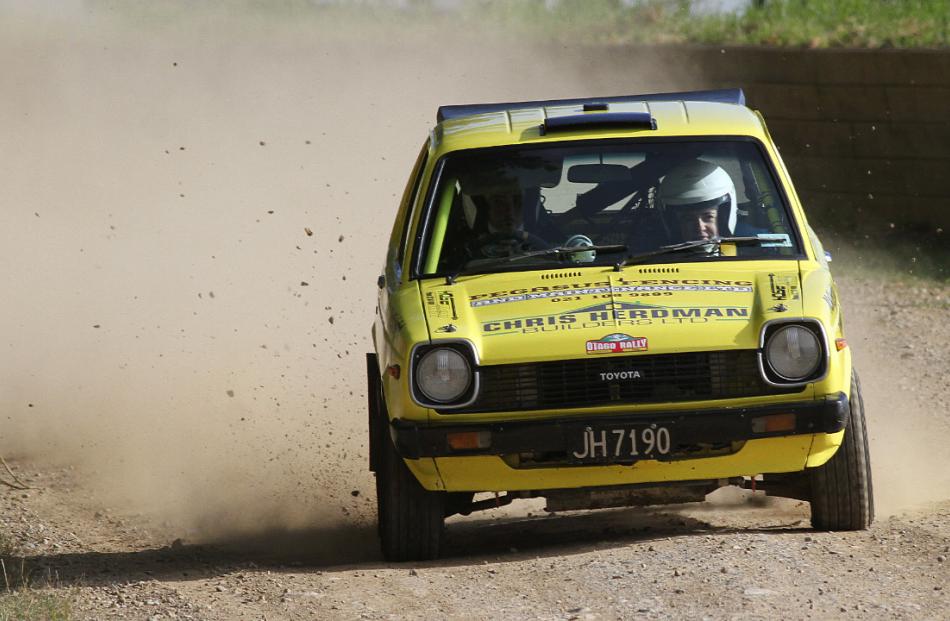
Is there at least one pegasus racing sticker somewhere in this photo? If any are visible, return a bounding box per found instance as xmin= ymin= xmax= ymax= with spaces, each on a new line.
xmin=470 ymin=278 xmax=753 ymax=308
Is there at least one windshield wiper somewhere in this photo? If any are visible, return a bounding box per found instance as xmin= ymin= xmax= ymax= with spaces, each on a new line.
xmin=613 ymin=236 xmax=763 ymax=271
xmin=446 ymin=244 xmax=627 ymax=285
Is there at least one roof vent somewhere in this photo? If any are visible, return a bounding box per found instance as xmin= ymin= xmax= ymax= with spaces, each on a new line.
xmin=540 ymin=112 xmax=657 ymax=136
xmin=583 ymin=102 xmax=609 ymax=111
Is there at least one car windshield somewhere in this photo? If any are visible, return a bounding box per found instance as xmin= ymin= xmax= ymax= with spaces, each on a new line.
xmin=416 ymin=139 xmax=801 ymax=278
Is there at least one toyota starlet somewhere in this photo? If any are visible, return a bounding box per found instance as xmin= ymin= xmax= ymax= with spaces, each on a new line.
xmin=367 ymin=89 xmax=873 ymax=561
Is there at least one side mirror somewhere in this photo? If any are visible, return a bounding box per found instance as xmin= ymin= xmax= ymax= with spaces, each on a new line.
xmin=824 ymin=251 xmax=833 ymax=263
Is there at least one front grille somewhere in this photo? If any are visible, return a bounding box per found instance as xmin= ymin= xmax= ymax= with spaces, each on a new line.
xmin=444 ymin=350 xmax=800 ymax=414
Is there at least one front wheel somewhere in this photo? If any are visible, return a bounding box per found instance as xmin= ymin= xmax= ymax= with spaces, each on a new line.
xmin=376 ymin=418 xmax=445 ymax=561
xmin=808 ymin=370 xmax=875 ymax=530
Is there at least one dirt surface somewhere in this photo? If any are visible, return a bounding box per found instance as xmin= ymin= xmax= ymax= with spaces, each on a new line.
xmin=9 ymin=472 xmax=950 ymax=621
xmin=2 ymin=6 xmax=950 ymax=620
xmin=3 ymin=275 xmax=950 ymax=620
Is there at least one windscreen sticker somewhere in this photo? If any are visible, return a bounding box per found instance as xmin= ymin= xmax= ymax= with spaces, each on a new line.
xmin=586 ymin=333 xmax=648 ymax=355
xmin=482 ymin=301 xmax=749 ymax=335
xmin=470 ymin=279 xmax=753 ymax=308
xmin=756 ymin=233 xmax=792 ymax=248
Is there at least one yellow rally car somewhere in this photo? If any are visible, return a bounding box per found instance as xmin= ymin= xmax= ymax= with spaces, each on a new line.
xmin=367 ymin=89 xmax=873 ymax=561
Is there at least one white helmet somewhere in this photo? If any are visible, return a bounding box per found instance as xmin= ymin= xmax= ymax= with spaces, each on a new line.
xmin=657 ymin=160 xmax=737 ymax=236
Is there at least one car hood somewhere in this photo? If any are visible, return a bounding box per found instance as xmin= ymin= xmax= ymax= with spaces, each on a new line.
xmin=419 ymin=262 xmax=804 ymax=365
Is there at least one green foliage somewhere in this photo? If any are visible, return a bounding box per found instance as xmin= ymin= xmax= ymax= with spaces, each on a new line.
xmin=83 ymin=0 xmax=950 ymax=48
xmin=708 ymin=0 xmax=950 ymax=48
xmin=464 ymin=0 xmax=950 ymax=48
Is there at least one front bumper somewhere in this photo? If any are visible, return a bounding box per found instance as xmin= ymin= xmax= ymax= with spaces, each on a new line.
xmin=392 ymin=393 xmax=847 ymax=460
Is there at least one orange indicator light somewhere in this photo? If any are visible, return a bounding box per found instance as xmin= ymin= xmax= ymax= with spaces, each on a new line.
xmin=751 ymin=413 xmax=796 ymax=434
xmin=386 ymin=364 xmax=401 ymax=379
xmin=447 ymin=431 xmax=491 ymax=451
xmin=835 ymin=338 xmax=848 ymax=351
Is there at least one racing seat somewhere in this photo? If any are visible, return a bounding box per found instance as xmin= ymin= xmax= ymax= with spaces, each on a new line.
xmin=521 ymin=187 xmax=561 ymax=244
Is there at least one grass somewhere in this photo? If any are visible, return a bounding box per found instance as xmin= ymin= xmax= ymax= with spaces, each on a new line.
xmin=692 ymin=0 xmax=950 ymax=48
xmin=460 ymin=0 xmax=950 ymax=48
xmin=84 ymin=0 xmax=950 ymax=49
xmin=0 ymin=591 xmax=71 ymax=621
xmin=0 ymin=532 xmax=72 ymax=621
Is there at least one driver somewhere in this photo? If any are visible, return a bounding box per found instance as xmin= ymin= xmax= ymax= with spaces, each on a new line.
xmin=657 ymin=159 xmax=737 ymax=247
xmin=467 ymin=180 xmax=549 ymax=259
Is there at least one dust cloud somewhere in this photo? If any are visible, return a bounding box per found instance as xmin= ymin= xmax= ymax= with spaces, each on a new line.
xmin=0 ymin=6 xmax=690 ymax=544
xmin=0 ymin=5 xmax=944 ymax=548
xmin=844 ymin=287 xmax=950 ymax=518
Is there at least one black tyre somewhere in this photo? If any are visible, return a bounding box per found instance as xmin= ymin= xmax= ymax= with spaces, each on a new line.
xmin=809 ymin=370 xmax=875 ymax=530
xmin=370 ymin=369 xmax=445 ymax=562
xmin=366 ymin=354 xmax=384 ymax=474
xmin=376 ymin=431 xmax=445 ymax=561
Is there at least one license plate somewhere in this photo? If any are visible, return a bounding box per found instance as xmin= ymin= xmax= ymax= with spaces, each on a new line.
xmin=568 ymin=423 xmax=673 ymax=463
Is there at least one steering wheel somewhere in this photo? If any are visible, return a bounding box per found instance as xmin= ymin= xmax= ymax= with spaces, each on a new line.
xmin=563 ymin=234 xmax=596 ymax=263
xmin=473 ymin=232 xmax=533 ymax=259
xmin=482 ymin=232 xmax=525 ymax=244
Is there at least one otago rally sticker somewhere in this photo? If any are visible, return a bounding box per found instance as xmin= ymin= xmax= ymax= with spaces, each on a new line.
xmin=586 ymin=333 xmax=648 ymax=355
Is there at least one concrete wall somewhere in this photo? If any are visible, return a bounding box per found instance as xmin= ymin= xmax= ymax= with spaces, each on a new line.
xmin=568 ymin=45 xmax=950 ymax=235
xmin=708 ymin=47 xmax=948 ymax=234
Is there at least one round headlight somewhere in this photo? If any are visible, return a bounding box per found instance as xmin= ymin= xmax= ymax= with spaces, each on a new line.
xmin=765 ymin=325 xmax=822 ymax=381
xmin=416 ymin=348 xmax=472 ymax=403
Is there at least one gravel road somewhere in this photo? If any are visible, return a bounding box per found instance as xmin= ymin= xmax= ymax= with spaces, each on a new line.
xmin=3 ymin=276 xmax=949 ymax=620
